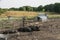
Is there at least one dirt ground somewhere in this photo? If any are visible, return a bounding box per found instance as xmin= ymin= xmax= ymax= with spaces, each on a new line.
xmin=0 ymin=19 xmax=60 ymax=40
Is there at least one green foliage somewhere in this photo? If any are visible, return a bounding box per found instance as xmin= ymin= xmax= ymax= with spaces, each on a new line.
xmin=0 ymin=8 xmax=7 ymax=15
xmin=23 ymin=6 xmax=33 ymax=11
xmin=0 ymin=3 xmax=60 ymax=13
xmin=9 ymin=7 xmax=18 ymax=11
xmin=19 ymin=6 xmax=33 ymax=11
xmin=32 ymin=7 xmax=37 ymax=11
xmin=37 ymin=5 xmax=43 ymax=12
xmin=54 ymin=3 xmax=60 ymax=13
xmin=19 ymin=7 xmax=26 ymax=11
xmin=44 ymin=3 xmax=60 ymax=13
xmin=19 ymin=5 xmax=43 ymax=12
xmin=6 ymin=6 xmax=43 ymax=12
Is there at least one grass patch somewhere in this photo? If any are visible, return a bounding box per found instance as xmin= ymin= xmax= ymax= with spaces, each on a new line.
xmin=48 ymin=15 xmax=60 ymax=18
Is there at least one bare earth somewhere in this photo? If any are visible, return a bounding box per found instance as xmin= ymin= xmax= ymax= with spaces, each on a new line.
xmin=0 ymin=19 xmax=60 ymax=40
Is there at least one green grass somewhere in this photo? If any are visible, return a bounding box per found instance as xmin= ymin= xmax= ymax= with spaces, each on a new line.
xmin=0 ymin=12 xmax=60 ymax=20
xmin=44 ymin=12 xmax=60 ymax=18
xmin=48 ymin=15 xmax=60 ymax=18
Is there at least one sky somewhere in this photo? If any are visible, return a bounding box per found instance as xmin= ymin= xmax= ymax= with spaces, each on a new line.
xmin=0 ymin=0 xmax=60 ymax=8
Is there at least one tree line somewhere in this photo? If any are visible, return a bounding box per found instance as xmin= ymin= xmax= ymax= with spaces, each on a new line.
xmin=44 ymin=3 xmax=60 ymax=13
xmin=9 ymin=5 xmax=43 ymax=12
xmin=0 ymin=3 xmax=60 ymax=14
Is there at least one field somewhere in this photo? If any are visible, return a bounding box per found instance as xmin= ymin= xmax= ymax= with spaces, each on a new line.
xmin=0 ymin=11 xmax=60 ymax=40
xmin=0 ymin=11 xmax=60 ymax=21
xmin=0 ymin=11 xmax=39 ymax=21
xmin=0 ymin=11 xmax=38 ymax=18
xmin=0 ymin=18 xmax=60 ymax=40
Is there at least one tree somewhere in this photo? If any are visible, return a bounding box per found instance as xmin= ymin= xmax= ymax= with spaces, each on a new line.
xmin=54 ymin=3 xmax=60 ymax=13
xmin=32 ymin=7 xmax=37 ymax=11
xmin=19 ymin=7 xmax=26 ymax=11
xmin=44 ymin=3 xmax=60 ymax=13
xmin=44 ymin=4 xmax=54 ymax=12
xmin=37 ymin=5 xmax=43 ymax=12
xmin=9 ymin=7 xmax=18 ymax=11
xmin=23 ymin=6 xmax=33 ymax=11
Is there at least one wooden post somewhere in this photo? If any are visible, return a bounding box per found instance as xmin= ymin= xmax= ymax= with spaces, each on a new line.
xmin=22 ymin=17 xmax=25 ymax=27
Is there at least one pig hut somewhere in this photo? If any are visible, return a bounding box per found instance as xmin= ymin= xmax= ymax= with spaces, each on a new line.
xmin=37 ymin=13 xmax=48 ymax=22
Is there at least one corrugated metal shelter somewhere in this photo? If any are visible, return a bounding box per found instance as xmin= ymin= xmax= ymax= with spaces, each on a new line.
xmin=37 ymin=13 xmax=48 ymax=22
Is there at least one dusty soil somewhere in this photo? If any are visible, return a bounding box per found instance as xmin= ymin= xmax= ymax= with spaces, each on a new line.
xmin=0 ymin=19 xmax=60 ymax=40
